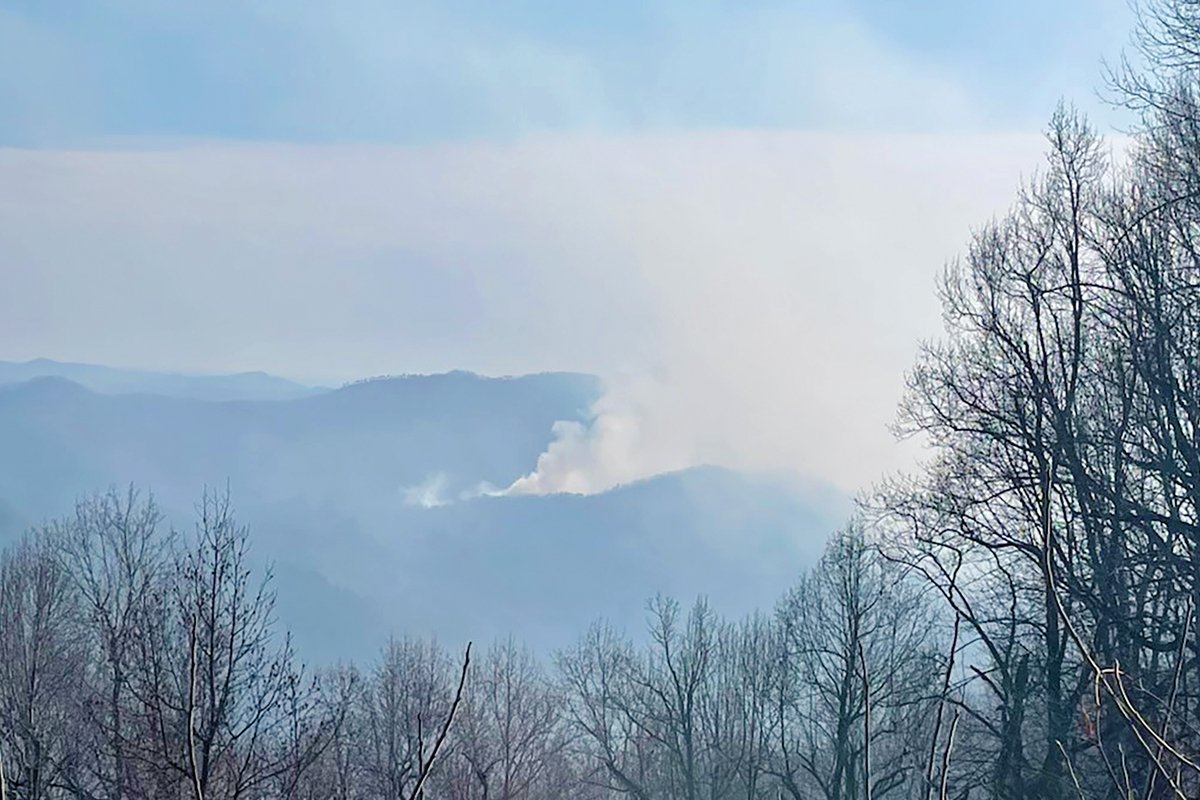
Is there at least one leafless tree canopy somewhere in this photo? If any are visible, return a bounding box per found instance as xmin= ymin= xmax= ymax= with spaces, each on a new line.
xmin=0 ymin=484 xmax=944 ymax=800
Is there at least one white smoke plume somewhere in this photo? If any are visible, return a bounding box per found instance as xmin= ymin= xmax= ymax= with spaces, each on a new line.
xmin=506 ymin=373 xmax=694 ymax=495
xmin=1 ymin=130 xmax=1060 ymax=497
xmin=500 ymin=132 xmax=1058 ymax=497
xmin=401 ymin=473 xmax=451 ymax=508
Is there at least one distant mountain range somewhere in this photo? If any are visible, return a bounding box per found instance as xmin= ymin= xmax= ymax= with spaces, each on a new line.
xmin=0 ymin=357 xmax=327 ymax=401
xmin=0 ymin=361 xmax=847 ymax=663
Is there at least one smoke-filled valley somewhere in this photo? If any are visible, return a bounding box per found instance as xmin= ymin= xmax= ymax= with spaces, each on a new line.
xmin=0 ymin=362 xmax=847 ymax=663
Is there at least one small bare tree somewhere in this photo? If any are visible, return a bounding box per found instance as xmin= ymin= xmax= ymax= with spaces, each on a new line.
xmin=557 ymin=621 xmax=655 ymax=800
xmin=0 ymin=534 xmax=84 ymax=800
xmin=450 ymin=637 xmax=565 ymax=800
xmin=771 ymin=523 xmax=940 ymax=800
xmin=53 ymin=486 xmax=171 ymax=800
xmin=358 ymin=634 xmax=471 ymax=800
xmin=176 ymin=488 xmax=325 ymax=800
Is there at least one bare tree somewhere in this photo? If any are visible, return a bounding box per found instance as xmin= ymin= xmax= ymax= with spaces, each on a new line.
xmin=54 ymin=487 xmax=171 ymax=800
xmin=728 ymin=612 xmax=779 ymax=800
xmin=0 ymin=534 xmax=84 ymax=800
xmin=358 ymin=634 xmax=472 ymax=800
xmin=770 ymin=524 xmax=939 ymax=800
xmin=636 ymin=595 xmax=717 ymax=800
xmin=296 ymin=664 xmax=363 ymax=800
xmin=449 ymin=638 xmax=566 ymax=800
xmin=96 ymin=487 xmax=337 ymax=800
xmin=557 ymin=621 xmax=657 ymax=800
xmin=560 ymin=596 xmax=780 ymax=800
xmin=176 ymin=488 xmax=323 ymax=800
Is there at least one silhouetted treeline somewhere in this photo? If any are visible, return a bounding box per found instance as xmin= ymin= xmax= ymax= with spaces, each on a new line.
xmin=868 ymin=1 xmax=1200 ymax=797
xmin=0 ymin=487 xmax=943 ymax=800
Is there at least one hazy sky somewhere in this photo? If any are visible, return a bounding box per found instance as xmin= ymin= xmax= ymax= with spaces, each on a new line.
xmin=0 ymin=0 xmax=1137 ymax=495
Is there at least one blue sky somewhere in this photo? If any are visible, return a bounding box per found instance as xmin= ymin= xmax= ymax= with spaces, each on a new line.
xmin=0 ymin=0 xmax=1134 ymax=146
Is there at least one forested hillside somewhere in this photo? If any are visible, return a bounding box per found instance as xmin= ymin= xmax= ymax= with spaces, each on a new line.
xmin=0 ymin=368 xmax=843 ymax=663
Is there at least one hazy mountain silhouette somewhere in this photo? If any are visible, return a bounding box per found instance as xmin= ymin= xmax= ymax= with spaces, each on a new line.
xmin=0 ymin=368 xmax=845 ymax=662
xmin=0 ymin=357 xmax=327 ymax=401
xmin=0 ymin=370 xmax=602 ymax=518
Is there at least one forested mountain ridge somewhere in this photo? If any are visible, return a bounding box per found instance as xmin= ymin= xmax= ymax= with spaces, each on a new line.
xmin=0 ymin=369 xmax=603 ymax=525
xmin=0 ymin=357 xmax=327 ymax=401
xmin=0 ymin=368 xmax=844 ymax=664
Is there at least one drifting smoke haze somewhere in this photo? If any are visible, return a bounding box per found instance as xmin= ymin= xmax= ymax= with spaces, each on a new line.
xmin=0 ymin=131 xmax=1055 ymax=496
xmin=403 ymin=472 xmax=504 ymax=507
xmin=494 ymin=132 xmax=1057 ymax=495
xmin=0 ymin=0 xmax=1131 ymax=498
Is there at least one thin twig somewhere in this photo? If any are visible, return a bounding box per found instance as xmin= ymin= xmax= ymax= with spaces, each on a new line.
xmin=1057 ymin=740 xmax=1085 ymax=800
xmin=406 ymin=642 xmax=472 ymax=800
xmin=0 ymin=731 xmax=7 ymax=800
xmin=1145 ymin=597 xmax=1194 ymax=800
xmin=861 ymin=638 xmax=872 ymax=800
xmin=938 ymin=711 xmax=960 ymax=800
xmin=926 ymin=615 xmax=960 ymax=800
xmin=188 ymin=613 xmax=204 ymax=800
